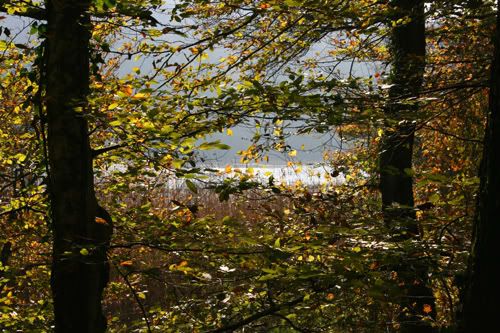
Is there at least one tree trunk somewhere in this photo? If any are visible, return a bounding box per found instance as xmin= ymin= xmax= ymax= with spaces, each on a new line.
xmin=459 ymin=2 xmax=500 ymax=331
xmin=380 ymin=1 xmax=436 ymax=332
xmin=45 ymin=0 xmax=112 ymax=332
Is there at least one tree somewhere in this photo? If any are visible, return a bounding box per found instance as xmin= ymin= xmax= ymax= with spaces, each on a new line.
xmin=44 ymin=0 xmax=112 ymax=331
xmin=460 ymin=1 xmax=500 ymax=331
xmin=379 ymin=1 xmax=436 ymax=331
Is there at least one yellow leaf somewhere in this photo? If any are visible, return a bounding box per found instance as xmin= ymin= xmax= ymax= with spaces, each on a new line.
xmin=132 ymin=92 xmax=149 ymax=99
xmin=108 ymin=102 xmax=119 ymax=110
xmin=225 ymin=165 xmax=232 ymax=173
xmin=288 ymin=150 xmax=297 ymax=157
xmin=80 ymin=248 xmax=89 ymax=256
xmin=227 ymin=128 xmax=233 ymax=136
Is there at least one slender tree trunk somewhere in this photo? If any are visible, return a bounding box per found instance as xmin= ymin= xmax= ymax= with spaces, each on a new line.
xmin=45 ymin=0 xmax=112 ymax=332
xmin=459 ymin=2 xmax=500 ymax=331
xmin=380 ymin=1 xmax=436 ymax=332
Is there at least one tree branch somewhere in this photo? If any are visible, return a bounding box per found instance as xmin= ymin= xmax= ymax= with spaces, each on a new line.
xmin=206 ymin=295 xmax=305 ymax=333
xmin=0 ymin=2 xmax=160 ymax=23
xmin=0 ymin=1 xmax=45 ymax=20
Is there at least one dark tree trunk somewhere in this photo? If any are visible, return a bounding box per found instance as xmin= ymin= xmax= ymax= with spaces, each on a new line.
xmin=45 ymin=0 xmax=112 ymax=332
xmin=380 ymin=1 xmax=436 ymax=332
xmin=459 ymin=2 xmax=500 ymax=331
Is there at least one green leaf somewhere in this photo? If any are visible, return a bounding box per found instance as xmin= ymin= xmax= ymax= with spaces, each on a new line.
xmin=274 ymin=238 xmax=281 ymax=248
xmin=185 ymin=179 xmax=198 ymax=194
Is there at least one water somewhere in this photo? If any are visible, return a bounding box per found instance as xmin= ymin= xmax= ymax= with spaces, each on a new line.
xmin=192 ymin=164 xmax=344 ymax=187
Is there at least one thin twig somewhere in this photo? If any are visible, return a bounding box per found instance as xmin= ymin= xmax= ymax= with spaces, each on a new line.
xmin=112 ymin=261 xmax=152 ymax=333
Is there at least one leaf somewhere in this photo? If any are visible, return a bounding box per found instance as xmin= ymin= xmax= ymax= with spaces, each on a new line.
xmin=108 ymin=102 xmax=119 ymax=110
xmin=274 ymin=238 xmax=281 ymax=248
xmin=429 ymin=193 xmax=440 ymax=204
xmin=120 ymin=260 xmax=133 ymax=267
xmin=121 ymin=85 xmax=133 ymax=96
xmin=423 ymin=304 xmax=433 ymax=314
xmin=95 ymin=217 xmax=108 ymax=224
xmin=132 ymin=92 xmax=149 ymax=99
xmin=262 ymin=268 xmax=277 ymax=274
xmin=185 ymin=179 xmax=198 ymax=194
xmin=215 ymin=143 xmax=231 ymax=150
xmin=80 ymin=248 xmax=89 ymax=256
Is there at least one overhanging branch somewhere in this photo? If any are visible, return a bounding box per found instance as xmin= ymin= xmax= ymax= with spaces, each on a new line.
xmin=0 ymin=1 xmax=45 ymax=20
xmin=0 ymin=2 xmax=160 ymax=23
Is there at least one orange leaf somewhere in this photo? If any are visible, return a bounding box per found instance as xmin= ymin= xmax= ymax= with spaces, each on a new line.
xmin=95 ymin=217 xmax=108 ymax=224
xmin=121 ymin=85 xmax=133 ymax=96
xmin=120 ymin=260 xmax=133 ymax=267
xmin=326 ymin=293 xmax=335 ymax=300
xmin=423 ymin=304 xmax=433 ymax=314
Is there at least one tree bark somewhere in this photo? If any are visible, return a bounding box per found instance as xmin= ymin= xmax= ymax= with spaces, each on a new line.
xmin=380 ymin=1 xmax=436 ymax=332
xmin=459 ymin=2 xmax=500 ymax=331
xmin=45 ymin=0 xmax=112 ymax=332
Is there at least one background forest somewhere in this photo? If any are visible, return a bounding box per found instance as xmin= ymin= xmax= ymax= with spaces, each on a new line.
xmin=0 ymin=0 xmax=499 ymax=332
